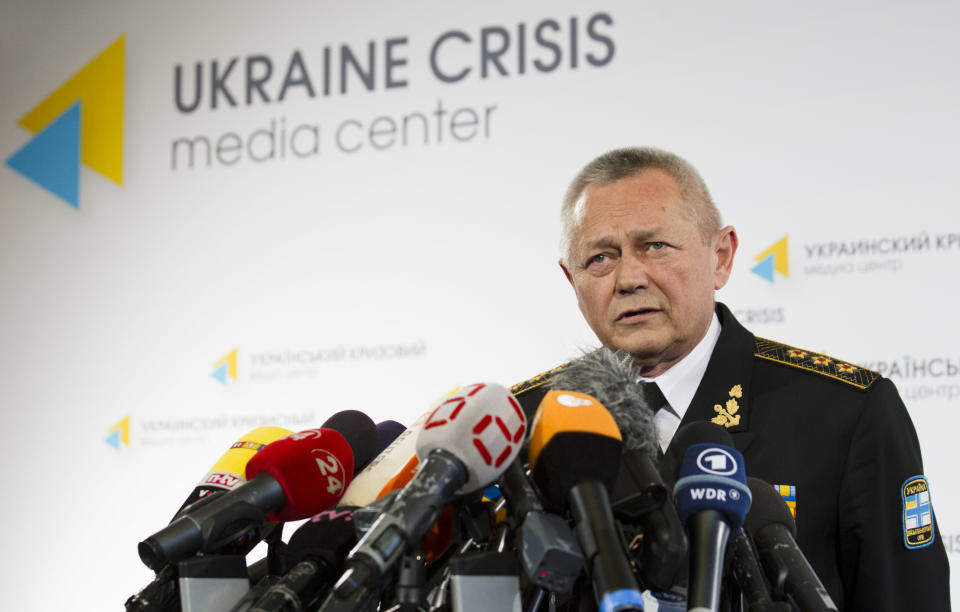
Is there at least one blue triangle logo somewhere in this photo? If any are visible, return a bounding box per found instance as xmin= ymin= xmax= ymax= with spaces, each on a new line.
xmin=5 ymin=102 xmax=81 ymax=208
xmin=751 ymin=253 xmax=776 ymax=283
xmin=211 ymin=363 xmax=229 ymax=385
xmin=105 ymin=428 xmax=122 ymax=450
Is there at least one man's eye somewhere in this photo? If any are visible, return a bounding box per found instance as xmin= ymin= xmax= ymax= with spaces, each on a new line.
xmin=587 ymin=254 xmax=607 ymax=266
xmin=648 ymin=241 xmax=666 ymax=250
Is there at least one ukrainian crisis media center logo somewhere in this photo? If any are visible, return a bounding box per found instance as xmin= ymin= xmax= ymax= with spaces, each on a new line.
xmin=751 ymin=235 xmax=788 ymax=283
xmin=105 ymin=415 xmax=130 ymax=450
xmin=212 ymin=349 xmax=238 ymax=385
xmin=5 ymin=36 xmax=125 ymax=208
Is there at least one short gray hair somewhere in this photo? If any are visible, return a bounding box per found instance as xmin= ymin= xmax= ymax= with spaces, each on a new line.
xmin=560 ymin=147 xmax=721 ymax=264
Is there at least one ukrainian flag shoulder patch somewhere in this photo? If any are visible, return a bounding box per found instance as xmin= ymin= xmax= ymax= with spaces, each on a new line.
xmin=901 ymin=475 xmax=935 ymax=549
xmin=771 ymin=483 xmax=797 ymax=520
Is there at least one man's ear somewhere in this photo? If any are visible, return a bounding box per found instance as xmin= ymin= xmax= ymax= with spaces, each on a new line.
xmin=713 ymin=226 xmax=738 ymax=289
xmin=559 ymin=259 xmax=574 ymax=286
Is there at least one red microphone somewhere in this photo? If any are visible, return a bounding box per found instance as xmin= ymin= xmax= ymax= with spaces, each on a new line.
xmin=245 ymin=428 xmax=355 ymax=522
xmin=139 ymin=427 xmax=359 ymax=570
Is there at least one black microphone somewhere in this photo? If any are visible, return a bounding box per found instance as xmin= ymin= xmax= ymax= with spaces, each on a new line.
xmin=529 ymin=389 xmax=643 ymax=611
xmin=745 ymin=477 xmax=838 ymax=612
xmin=357 ymin=420 xmax=407 ymax=473
xmin=242 ymin=507 xmax=359 ymax=612
xmin=672 ymin=424 xmax=752 ymax=612
xmin=661 ymin=421 xmax=732 ymax=486
xmin=728 ymin=528 xmax=791 ymax=612
xmin=320 ymin=410 xmax=380 ymax=474
xmin=498 ymin=459 xmax=584 ymax=593
xmin=125 ymin=565 xmax=180 ymax=612
xmin=547 ymin=347 xmax=687 ymax=592
xmin=612 ymin=450 xmax=688 ymax=592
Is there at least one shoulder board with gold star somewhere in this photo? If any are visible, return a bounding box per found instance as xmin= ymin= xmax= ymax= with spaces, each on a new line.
xmin=510 ymin=362 xmax=570 ymax=397
xmin=754 ymin=337 xmax=880 ymax=390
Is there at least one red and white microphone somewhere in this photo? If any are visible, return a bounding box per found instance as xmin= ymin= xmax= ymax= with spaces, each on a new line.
xmin=323 ymin=382 xmax=526 ymax=606
xmin=139 ymin=426 xmax=365 ymax=571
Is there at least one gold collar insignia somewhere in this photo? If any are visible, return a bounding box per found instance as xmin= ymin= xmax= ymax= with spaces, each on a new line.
xmin=711 ymin=384 xmax=743 ymax=428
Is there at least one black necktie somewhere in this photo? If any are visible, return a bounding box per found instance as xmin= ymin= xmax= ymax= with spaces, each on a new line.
xmin=640 ymin=382 xmax=668 ymax=462
xmin=639 ymin=381 xmax=667 ymax=414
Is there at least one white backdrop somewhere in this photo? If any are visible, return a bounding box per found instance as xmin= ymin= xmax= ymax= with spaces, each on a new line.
xmin=1 ymin=1 xmax=957 ymax=608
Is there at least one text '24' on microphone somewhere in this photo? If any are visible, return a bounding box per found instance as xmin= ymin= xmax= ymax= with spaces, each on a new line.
xmin=139 ymin=424 xmax=374 ymax=571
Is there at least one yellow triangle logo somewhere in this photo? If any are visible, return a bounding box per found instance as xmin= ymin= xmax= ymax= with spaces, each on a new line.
xmin=754 ymin=235 xmax=789 ymax=277
xmin=214 ymin=349 xmax=239 ymax=381
xmin=18 ymin=36 xmax=125 ymax=185
xmin=106 ymin=415 xmax=131 ymax=447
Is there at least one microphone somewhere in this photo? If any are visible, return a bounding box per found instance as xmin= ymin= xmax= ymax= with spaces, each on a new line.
xmin=672 ymin=425 xmax=752 ymax=612
xmin=447 ymin=550 xmax=523 ymax=612
xmin=357 ymin=420 xmax=406 ymax=473
xmin=498 ymin=459 xmax=584 ymax=593
xmin=320 ymin=410 xmax=379 ymax=474
xmin=661 ymin=421 xmax=733 ymax=486
xmin=528 ymin=389 xmax=644 ymax=612
xmin=546 ymin=347 xmax=686 ymax=592
xmin=545 ymin=347 xmax=658 ymax=458
xmin=127 ymin=427 xmax=293 ymax=611
xmin=140 ymin=426 xmax=369 ymax=571
xmin=745 ymin=478 xmax=838 ymax=612
xmin=728 ymin=528 xmax=791 ymax=612
xmin=338 ymin=408 xmax=434 ymax=508
xmin=241 ymin=508 xmax=359 ymax=612
xmin=176 ymin=426 xmax=293 ymax=518
xmin=325 ymin=382 xmax=526 ymax=607
xmin=613 ymin=450 xmax=687 ymax=592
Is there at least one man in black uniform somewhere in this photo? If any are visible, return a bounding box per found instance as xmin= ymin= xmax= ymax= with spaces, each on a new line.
xmin=511 ymin=147 xmax=950 ymax=610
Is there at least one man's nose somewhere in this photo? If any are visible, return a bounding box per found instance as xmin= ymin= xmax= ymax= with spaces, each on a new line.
xmin=615 ymin=253 xmax=649 ymax=294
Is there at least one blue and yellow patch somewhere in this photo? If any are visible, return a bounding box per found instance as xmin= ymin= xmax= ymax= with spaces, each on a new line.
xmin=902 ymin=475 xmax=935 ymax=549
xmin=772 ymin=483 xmax=797 ymax=519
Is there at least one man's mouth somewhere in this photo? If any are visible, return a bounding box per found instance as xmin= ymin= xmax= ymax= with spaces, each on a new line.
xmin=616 ymin=308 xmax=660 ymax=323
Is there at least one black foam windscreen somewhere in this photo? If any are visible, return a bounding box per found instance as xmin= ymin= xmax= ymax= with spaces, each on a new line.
xmin=661 ymin=421 xmax=735 ymax=484
xmin=285 ymin=507 xmax=360 ymax=571
xmin=374 ymin=420 xmax=405 ymax=453
xmin=530 ymin=431 xmax=622 ymax=510
xmin=745 ymin=477 xmax=797 ymax=539
xmin=546 ymin=348 xmax=659 ymax=460
xmin=320 ymin=410 xmax=378 ymax=473
xmin=354 ymin=420 xmax=406 ymax=473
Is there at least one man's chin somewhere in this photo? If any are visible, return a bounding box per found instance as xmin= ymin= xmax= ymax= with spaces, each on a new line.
xmin=601 ymin=336 xmax=679 ymax=375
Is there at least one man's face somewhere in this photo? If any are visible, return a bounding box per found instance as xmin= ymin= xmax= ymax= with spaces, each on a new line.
xmin=560 ymin=169 xmax=737 ymax=376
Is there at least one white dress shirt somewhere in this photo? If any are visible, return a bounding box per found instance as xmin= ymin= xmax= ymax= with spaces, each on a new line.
xmin=638 ymin=312 xmax=722 ymax=452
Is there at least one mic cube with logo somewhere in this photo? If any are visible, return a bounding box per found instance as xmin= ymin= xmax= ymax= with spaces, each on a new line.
xmin=416 ymin=382 xmax=526 ymax=494
xmin=674 ymin=444 xmax=751 ymax=530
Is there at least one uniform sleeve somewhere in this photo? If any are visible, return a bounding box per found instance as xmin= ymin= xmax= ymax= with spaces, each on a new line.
xmin=837 ymin=377 xmax=951 ymax=611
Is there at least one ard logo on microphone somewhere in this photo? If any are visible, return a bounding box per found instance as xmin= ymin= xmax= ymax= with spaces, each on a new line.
xmin=696 ymin=448 xmax=738 ymax=476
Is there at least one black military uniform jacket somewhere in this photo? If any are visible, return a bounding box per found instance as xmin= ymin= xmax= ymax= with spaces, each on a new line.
xmin=511 ymin=303 xmax=950 ymax=611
